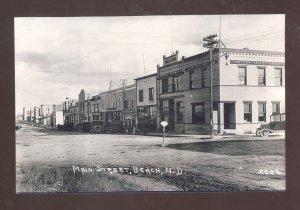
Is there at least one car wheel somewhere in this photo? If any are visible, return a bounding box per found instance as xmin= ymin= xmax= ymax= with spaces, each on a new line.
xmin=261 ymin=128 xmax=270 ymax=137
xmin=94 ymin=126 xmax=101 ymax=134
xmin=256 ymin=129 xmax=262 ymax=137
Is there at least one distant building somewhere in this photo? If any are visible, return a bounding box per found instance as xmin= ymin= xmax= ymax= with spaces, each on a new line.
xmin=99 ymin=83 xmax=137 ymax=123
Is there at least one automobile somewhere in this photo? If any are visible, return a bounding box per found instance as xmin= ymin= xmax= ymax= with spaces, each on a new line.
xmin=110 ymin=120 xmax=124 ymax=133
xmin=90 ymin=120 xmax=110 ymax=134
xmin=77 ymin=122 xmax=92 ymax=133
xmin=15 ymin=125 xmax=22 ymax=130
xmin=256 ymin=113 xmax=285 ymax=137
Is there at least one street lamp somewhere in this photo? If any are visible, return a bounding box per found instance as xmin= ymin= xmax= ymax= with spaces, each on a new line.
xmin=203 ymin=34 xmax=218 ymax=139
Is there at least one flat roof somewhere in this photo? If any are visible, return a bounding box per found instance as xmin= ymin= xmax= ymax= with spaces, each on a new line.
xmin=134 ymin=73 xmax=157 ymax=81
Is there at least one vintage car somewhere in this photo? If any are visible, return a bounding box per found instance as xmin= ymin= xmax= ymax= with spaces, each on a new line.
xmin=256 ymin=113 xmax=285 ymax=137
xmin=90 ymin=120 xmax=110 ymax=134
xmin=76 ymin=122 xmax=93 ymax=133
xmin=15 ymin=125 xmax=22 ymax=130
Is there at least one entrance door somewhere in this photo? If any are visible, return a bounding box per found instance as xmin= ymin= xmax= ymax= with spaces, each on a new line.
xmin=224 ymin=103 xmax=236 ymax=129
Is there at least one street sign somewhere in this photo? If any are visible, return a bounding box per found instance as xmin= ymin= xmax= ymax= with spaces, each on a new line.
xmin=161 ymin=121 xmax=168 ymax=127
xmin=161 ymin=121 xmax=168 ymax=147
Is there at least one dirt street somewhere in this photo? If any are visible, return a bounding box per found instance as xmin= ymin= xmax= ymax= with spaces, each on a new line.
xmin=16 ymin=124 xmax=285 ymax=192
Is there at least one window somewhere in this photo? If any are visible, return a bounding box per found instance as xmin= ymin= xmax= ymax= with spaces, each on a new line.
xmin=238 ymin=67 xmax=247 ymax=85
xmin=149 ymin=106 xmax=156 ymax=116
xmin=192 ymin=103 xmax=205 ymax=124
xmin=173 ymin=76 xmax=180 ymax=91
xmin=124 ymin=100 xmax=128 ymax=109
xmin=258 ymin=68 xmax=266 ymax=86
xmin=258 ymin=102 xmax=266 ymax=121
xmin=93 ymin=104 xmax=99 ymax=112
xmin=201 ymin=68 xmax=208 ymax=87
xmin=131 ymin=99 xmax=134 ymax=109
xmin=243 ymin=102 xmax=252 ymax=122
xmin=162 ymin=78 xmax=168 ymax=93
xmin=272 ymin=102 xmax=280 ymax=114
xmin=275 ymin=68 xmax=282 ymax=86
xmin=162 ymin=76 xmax=181 ymax=93
xmin=189 ymin=71 xmax=195 ymax=89
xmin=139 ymin=90 xmax=143 ymax=102
xmin=149 ymin=88 xmax=154 ymax=101
xmin=177 ymin=102 xmax=184 ymax=123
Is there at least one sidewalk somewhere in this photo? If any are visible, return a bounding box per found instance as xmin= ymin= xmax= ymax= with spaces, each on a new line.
xmin=144 ymin=131 xmax=285 ymax=141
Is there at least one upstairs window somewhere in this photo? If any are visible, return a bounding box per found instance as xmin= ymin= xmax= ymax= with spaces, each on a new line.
xmin=238 ymin=67 xmax=247 ymax=85
xmin=275 ymin=68 xmax=282 ymax=86
xmin=149 ymin=88 xmax=154 ymax=101
xmin=162 ymin=78 xmax=168 ymax=93
xmin=189 ymin=71 xmax=195 ymax=89
xmin=138 ymin=90 xmax=143 ymax=102
xmin=258 ymin=67 xmax=266 ymax=86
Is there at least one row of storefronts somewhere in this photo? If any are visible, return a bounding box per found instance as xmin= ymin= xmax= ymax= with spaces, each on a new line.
xmin=22 ymin=47 xmax=285 ymax=134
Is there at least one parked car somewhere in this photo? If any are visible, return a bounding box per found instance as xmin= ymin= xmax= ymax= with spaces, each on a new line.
xmin=77 ymin=122 xmax=92 ymax=133
xmin=15 ymin=125 xmax=22 ymax=130
xmin=256 ymin=113 xmax=285 ymax=137
xmin=90 ymin=120 xmax=110 ymax=134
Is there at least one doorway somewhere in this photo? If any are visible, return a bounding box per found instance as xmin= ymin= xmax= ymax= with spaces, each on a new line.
xmin=224 ymin=103 xmax=236 ymax=129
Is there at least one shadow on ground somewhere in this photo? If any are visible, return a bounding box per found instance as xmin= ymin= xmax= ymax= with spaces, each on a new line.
xmin=166 ymin=140 xmax=285 ymax=156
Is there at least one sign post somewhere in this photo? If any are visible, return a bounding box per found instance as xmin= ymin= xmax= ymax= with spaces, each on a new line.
xmin=160 ymin=121 xmax=168 ymax=147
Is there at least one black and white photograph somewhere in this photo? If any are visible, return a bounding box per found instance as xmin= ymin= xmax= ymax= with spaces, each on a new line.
xmin=15 ymin=14 xmax=285 ymax=193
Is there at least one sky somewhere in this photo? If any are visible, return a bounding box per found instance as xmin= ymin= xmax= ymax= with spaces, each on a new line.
xmin=15 ymin=15 xmax=285 ymax=114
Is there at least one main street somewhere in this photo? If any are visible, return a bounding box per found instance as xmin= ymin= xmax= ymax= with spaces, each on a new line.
xmin=16 ymin=124 xmax=285 ymax=192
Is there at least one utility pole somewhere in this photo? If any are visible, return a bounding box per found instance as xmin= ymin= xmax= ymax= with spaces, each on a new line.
xmin=121 ymin=79 xmax=127 ymax=122
xmin=203 ymin=34 xmax=218 ymax=139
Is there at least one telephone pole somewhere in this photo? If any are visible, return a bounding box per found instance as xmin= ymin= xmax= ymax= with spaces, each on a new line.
xmin=120 ymin=79 xmax=127 ymax=122
xmin=203 ymin=34 xmax=218 ymax=139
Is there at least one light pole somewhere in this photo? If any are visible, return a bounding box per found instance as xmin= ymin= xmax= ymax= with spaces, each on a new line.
xmin=203 ymin=34 xmax=218 ymax=139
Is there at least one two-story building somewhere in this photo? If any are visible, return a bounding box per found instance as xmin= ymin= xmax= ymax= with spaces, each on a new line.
xmin=135 ymin=73 xmax=157 ymax=132
xmin=156 ymin=48 xmax=285 ymax=134
xmin=98 ymin=83 xmax=137 ymax=123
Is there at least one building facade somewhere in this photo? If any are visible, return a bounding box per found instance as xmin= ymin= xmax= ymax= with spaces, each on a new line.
xmin=135 ymin=73 xmax=157 ymax=132
xmin=99 ymin=83 xmax=137 ymax=123
xmin=156 ymin=48 xmax=285 ymax=134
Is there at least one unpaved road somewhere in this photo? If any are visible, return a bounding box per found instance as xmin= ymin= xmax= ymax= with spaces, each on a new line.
xmin=16 ymin=124 xmax=285 ymax=192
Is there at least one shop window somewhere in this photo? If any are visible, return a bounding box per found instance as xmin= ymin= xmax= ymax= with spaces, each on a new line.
xmin=243 ymin=102 xmax=252 ymax=122
xmin=192 ymin=103 xmax=205 ymax=124
xmin=176 ymin=102 xmax=184 ymax=123
xmin=258 ymin=102 xmax=266 ymax=121
xmin=124 ymin=100 xmax=128 ymax=109
xmin=272 ymin=102 xmax=280 ymax=114
xmin=149 ymin=106 xmax=156 ymax=116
